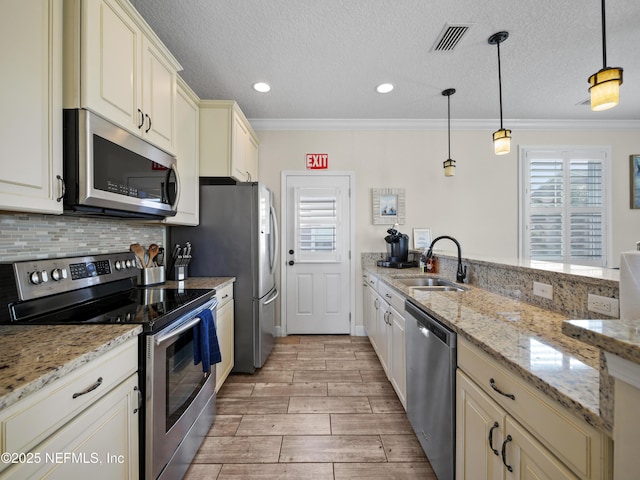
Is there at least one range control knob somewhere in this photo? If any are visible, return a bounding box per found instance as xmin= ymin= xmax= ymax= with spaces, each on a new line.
xmin=125 ymin=259 xmax=133 ymax=269
xmin=29 ymin=270 xmax=48 ymax=285
xmin=115 ymin=260 xmax=122 ymax=271
xmin=51 ymin=268 xmax=67 ymax=281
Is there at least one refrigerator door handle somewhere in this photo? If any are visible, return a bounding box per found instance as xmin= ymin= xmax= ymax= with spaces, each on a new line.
xmin=264 ymin=287 xmax=279 ymax=305
xmin=269 ymin=203 xmax=279 ymax=275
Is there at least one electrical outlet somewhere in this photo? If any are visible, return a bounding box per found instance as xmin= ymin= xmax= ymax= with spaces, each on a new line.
xmin=533 ymin=281 xmax=553 ymax=300
xmin=587 ymin=294 xmax=619 ymax=317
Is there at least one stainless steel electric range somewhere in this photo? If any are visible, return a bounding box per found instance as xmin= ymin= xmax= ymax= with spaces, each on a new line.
xmin=0 ymin=252 xmax=218 ymax=480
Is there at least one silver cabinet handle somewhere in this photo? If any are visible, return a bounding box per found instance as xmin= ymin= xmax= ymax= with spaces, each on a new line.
xmin=72 ymin=377 xmax=103 ymax=399
xmin=133 ymin=386 xmax=142 ymax=414
xmin=489 ymin=378 xmax=515 ymax=400
xmin=385 ymin=293 xmax=392 ymax=299
xmin=56 ymin=175 xmax=65 ymax=202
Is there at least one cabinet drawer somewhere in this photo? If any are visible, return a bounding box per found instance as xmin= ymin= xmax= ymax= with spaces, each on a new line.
xmin=2 ymin=338 xmax=137 ymax=455
xmin=215 ymin=283 xmax=234 ymax=307
xmin=458 ymin=338 xmax=609 ymax=479
xmin=363 ymin=272 xmax=378 ymax=291
xmin=377 ymin=281 xmax=404 ymax=313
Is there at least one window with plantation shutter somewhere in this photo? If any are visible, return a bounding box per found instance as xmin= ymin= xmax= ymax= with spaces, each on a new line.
xmin=294 ymin=187 xmax=341 ymax=262
xmin=520 ymin=147 xmax=609 ymax=267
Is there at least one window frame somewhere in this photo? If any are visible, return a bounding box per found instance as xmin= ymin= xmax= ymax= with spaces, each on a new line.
xmin=518 ymin=145 xmax=612 ymax=267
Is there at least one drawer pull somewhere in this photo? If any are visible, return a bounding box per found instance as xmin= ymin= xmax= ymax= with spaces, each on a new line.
xmin=489 ymin=378 xmax=515 ymax=400
xmin=72 ymin=377 xmax=103 ymax=399
xmin=488 ymin=421 xmax=500 ymax=456
xmin=385 ymin=293 xmax=392 ymax=299
xmin=222 ymin=294 xmax=229 ymax=299
xmin=501 ymin=434 xmax=513 ymax=472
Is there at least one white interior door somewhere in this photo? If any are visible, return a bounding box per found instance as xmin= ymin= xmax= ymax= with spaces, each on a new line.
xmin=284 ymin=174 xmax=352 ymax=334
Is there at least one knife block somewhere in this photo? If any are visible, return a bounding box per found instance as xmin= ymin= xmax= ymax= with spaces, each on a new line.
xmin=170 ymin=265 xmax=188 ymax=281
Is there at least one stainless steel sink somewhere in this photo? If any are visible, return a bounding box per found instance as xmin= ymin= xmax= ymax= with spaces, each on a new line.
xmin=393 ymin=276 xmax=467 ymax=291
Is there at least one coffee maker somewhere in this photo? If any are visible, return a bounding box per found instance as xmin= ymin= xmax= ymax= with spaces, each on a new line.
xmin=377 ymin=225 xmax=417 ymax=268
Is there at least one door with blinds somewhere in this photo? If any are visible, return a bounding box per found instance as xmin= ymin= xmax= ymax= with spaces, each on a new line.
xmin=520 ymin=147 xmax=609 ymax=267
xmin=284 ymin=174 xmax=351 ymax=334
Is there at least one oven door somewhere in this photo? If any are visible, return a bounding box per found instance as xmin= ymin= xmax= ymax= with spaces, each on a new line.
xmin=145 ymin=298 xmax=217 ymax=480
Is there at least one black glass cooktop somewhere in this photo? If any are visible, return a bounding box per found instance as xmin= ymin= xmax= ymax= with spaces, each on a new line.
xmin=12 ymin=287 xmax=215 ymax=333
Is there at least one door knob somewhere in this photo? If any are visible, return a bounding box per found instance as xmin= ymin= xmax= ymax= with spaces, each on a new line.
xmin=289 ymin=249 xmax=294 ymax=255
xmin=288 ymin=260 xmax=295 ymax=266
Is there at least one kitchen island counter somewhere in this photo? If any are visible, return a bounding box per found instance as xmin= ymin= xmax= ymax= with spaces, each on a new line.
xmin=364 ymin=265 xmax=611 ymax=434
xmin=0 ymin=324 xmax=142 ymax=411
xmin=563 ymin=318 xmax=640 ymax=366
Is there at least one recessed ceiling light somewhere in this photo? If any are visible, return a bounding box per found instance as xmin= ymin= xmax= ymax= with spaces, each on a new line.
xmin=253 ymin=82 xmax=271 ymax=93
xmin=376 ymin=83 xmax=394 ymax=94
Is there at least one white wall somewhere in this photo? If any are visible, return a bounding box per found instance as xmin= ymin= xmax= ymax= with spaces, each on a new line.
xmin=255 ymin=126 xmax=640 ymax=328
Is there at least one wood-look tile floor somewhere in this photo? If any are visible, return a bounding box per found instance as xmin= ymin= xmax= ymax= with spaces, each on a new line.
xmin=184 ymin=335 xmax=436 ymax=479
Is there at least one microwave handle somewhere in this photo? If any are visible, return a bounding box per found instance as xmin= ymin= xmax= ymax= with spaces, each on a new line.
xmin=166 ymin=166 xmax=181 ymax=211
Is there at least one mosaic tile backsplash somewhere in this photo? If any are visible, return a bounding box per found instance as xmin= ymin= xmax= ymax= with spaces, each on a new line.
xmin=0 ymin=213 xmax=165 ymax=261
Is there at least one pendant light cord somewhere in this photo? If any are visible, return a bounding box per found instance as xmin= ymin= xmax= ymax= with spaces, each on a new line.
xmin=497 ymin=40 xmax=504 ymax=130
xmin=601 ymin=0 xmax=607 ymax=68
xmin=447 ymin=94 xmax=451 ymax=158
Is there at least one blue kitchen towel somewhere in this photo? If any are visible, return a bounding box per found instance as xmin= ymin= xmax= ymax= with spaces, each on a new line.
xmin=193 ymin=308 xmax=222 ymax=373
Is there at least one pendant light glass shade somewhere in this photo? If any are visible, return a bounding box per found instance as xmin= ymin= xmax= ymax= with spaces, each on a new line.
xmin=589 ymin=0 xmax=623 ymax=111
xmin=493 ymin=128 xmax=511 ymax=155
xmin=442 ymin=88 xmax=456 ymax=177
xmin=488 ymin=32 xmax=510 ymax=156
xmin=443 ymin=158 xmax=456 ymax=176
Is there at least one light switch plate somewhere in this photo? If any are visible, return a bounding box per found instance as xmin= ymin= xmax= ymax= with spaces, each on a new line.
xmin=533 ymin=281 xmax=553 ymax=300
xmin=587 ymin=294 xmax=619 ymax=317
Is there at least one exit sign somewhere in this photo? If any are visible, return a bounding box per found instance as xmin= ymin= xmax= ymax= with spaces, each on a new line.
xmin=306 ymin=153 xmax=328 ymax=170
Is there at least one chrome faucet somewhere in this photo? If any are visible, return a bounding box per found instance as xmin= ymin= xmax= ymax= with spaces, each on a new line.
xmin=426 ymin=235 xmax=467 ymax=283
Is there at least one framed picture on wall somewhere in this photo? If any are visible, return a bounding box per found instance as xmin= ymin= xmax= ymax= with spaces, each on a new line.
xmin=372 ymin=188 xmax=405 ymax=224
xmin=631 ymin=154 xmax=640 ymax=209
xmin=413 ymin=228 xmax=431 ymax=250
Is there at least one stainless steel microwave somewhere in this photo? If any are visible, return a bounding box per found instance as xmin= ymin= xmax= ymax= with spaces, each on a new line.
xmin=63 ymin=109 xmax=179 ymax=218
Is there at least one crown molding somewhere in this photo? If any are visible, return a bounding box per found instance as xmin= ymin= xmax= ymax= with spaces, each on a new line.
xmin=249 ymin=117 xmax=640 ymax=132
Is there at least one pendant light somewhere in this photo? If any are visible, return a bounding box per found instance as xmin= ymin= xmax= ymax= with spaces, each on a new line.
xmin=589 ymin=0 xmax=623 ymax=111
xmin=442 ymin=88 xmax=456 ymax=177
xmin=488 ymin=31 xmax=511 ymax=155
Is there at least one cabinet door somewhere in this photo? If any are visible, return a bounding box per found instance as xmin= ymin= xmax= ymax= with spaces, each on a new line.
xmin=363 ymin=283 xmax=377 ymax=346
xmin=375 ymin=300 xmax=390 ymax=375
xmin=164 ymin=80 xmax=199 ymax=225
xmin=389 ymin=306 xmax=406 ymax=408
xmin=456 ymin=370 xmax=506 ymax=480
xmin=504 ymin=417 xmax=578 ymax=480
xmin=83 ymin=0 xmax=142 ymax=133
xmin=141 ymin=35 xmax=176 ymax=154
xmin=215 ymin=299 xmax=235 ymax=392
xmin=231 ymin=112 xmax=248 ymax=181
xmin=0 ymin=0 xmax=63 ymax=214
xmin=245 ymin=131 xmax=259 ymax=181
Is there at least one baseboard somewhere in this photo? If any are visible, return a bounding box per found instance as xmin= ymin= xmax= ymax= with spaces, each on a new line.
xmin=354 ymin=325 xmax=367 ymax=336
xmin=274 ymin=325 xmax=283 ymax=337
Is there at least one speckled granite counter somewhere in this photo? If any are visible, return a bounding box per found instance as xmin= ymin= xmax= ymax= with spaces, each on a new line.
xmin=563 ymin=319 xmax=640 ymax=366
xmin=364 ymin=265 xmax=611 ymax=434
xmin=0 ymin=324 xmax=142 ymax=411
xmin=161 ymin=276 xmax=235 ymax=290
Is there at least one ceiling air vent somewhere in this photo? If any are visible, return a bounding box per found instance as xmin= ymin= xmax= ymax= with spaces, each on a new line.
xmin=431 ymin=24 xmax=472 ymax=52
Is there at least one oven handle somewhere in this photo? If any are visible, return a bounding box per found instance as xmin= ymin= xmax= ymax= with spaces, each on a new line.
xmin=155 ymin=316 xmax=201 ymax=346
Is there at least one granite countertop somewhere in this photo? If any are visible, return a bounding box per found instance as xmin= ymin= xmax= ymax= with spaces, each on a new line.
xmin=0 ymin=324 xmax=142 ymax=411
xmin=0 ymin=277 xmax=235 ymax=413
xmin=364 ymin=265 xmax=610 ymax=434
xmin=161 ymin=276 xmax=235 ymax=290
xmin=563 ymin=319 xmax=640 ymax=365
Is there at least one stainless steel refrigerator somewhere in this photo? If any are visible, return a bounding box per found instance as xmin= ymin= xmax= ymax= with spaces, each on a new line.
xmin=169 ymin=179 xmax=278 ymax=373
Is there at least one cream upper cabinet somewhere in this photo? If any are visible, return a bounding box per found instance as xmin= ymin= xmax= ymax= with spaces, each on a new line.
xmin=0 ymin=0 xmax=63 ymax=214
xmin=199 ymin=100 xmax=260 ymax=181
xmin=64 ymin=0 xmax=180 ymax=155
xmin=164 ymin=77 xmax=200 ymax=226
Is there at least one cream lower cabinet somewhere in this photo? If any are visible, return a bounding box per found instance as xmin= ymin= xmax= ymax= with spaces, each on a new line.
xmin=456 ymin=338 xmax=612 ymax=480
xmin=199 ymin=100 xmax=260 ymax=182
xmin=0 ymin=0 xmax=63 ymax=214
xmin=0 ymin=338 xmax=139 ymax=480
xmin=362 ymin=273 xmax=406 ymax=409
xmin=65 ymin=0 xmax=180 ymax=155
xmin=164 ymin=77 xmax=200 ymax=226
xmin=215 ymin=282 xmax=235 ymax=392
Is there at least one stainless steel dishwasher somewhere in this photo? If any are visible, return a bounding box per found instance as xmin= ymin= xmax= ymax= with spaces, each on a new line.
xmin=405 ymin=299 xmax=457 ymax=480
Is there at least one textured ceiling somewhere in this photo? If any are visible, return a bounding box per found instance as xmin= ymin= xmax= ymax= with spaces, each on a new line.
xmin=130 ymin=0 xmax=640 ymax=121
